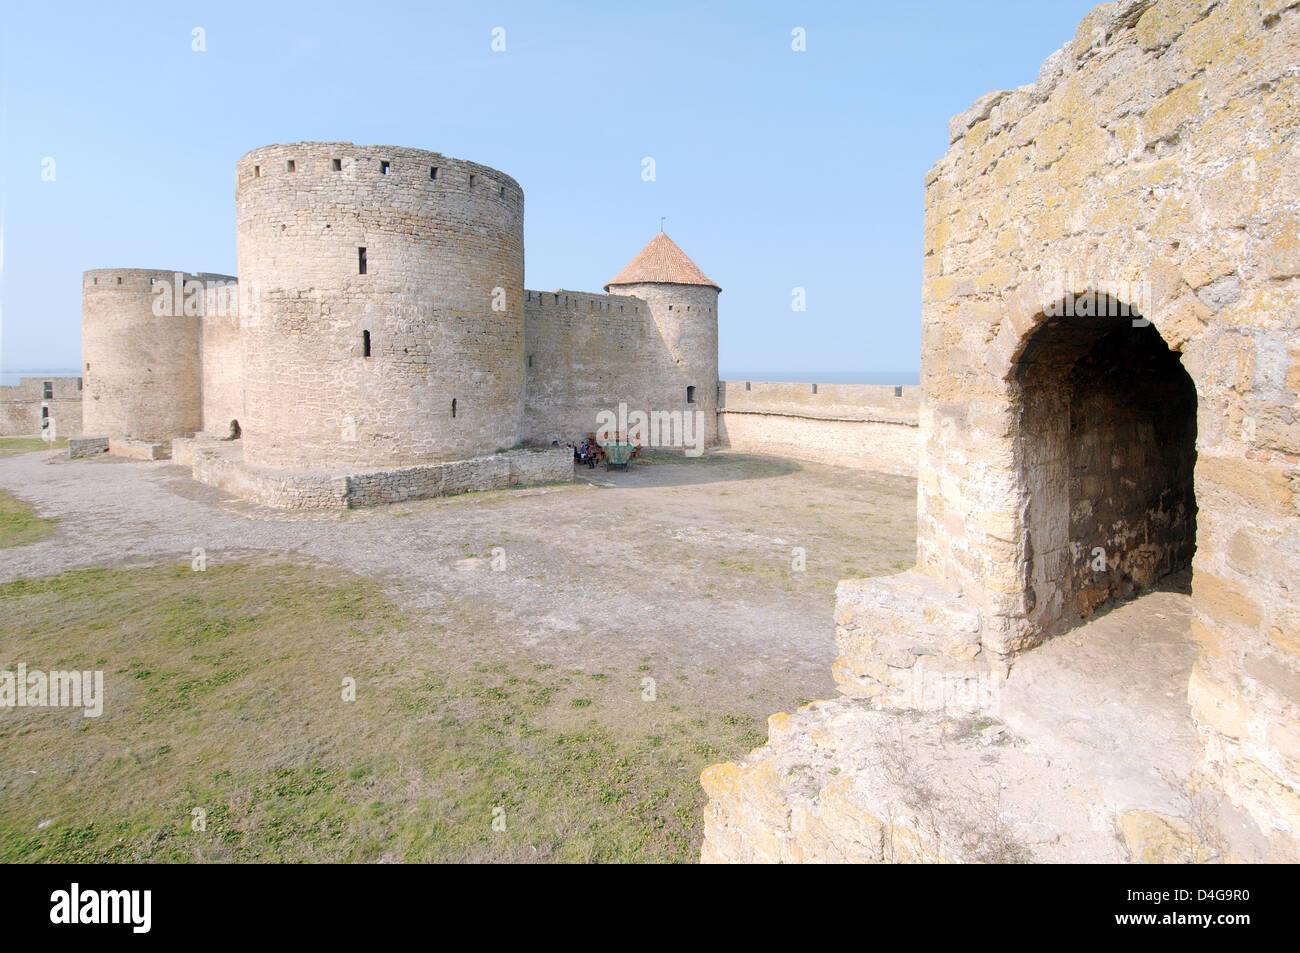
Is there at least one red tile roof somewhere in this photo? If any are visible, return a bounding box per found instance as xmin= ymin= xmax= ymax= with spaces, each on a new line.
xmin=605 ymin=233 xmax=720 ymax=292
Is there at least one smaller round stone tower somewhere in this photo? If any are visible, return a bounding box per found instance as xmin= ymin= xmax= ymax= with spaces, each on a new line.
xmin=605 ymin=233 xmax=721 ymax=446
xmin=82 ymin=268 xmax=231 ymax=441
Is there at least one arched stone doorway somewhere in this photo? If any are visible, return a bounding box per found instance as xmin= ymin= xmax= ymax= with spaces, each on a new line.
xmin=1013 ymin=296 xmax=1198 ymax=640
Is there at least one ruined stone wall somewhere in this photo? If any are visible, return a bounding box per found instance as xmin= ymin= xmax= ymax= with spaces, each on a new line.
xmin=82 ymin=269 xmax=202 ymax=440
xmin=917 ymin=0 xmax=1298 ymax=651
xmin=717 ymin=381 xmax=920 ymax=476
xmin=703 ymin=0 xmax=1300 ymax=860
xmin=68 ymin=435 xmax=108 ymax=458
xmin=522 ymin=289 xmax=666 ymax=443
xmin=0 ymin=377 xmax=82 ymax=437
xmin=236 ymin=143 xmax=525 ymax=470
xmin=911 ymin=0 xmax=1300 ymax=841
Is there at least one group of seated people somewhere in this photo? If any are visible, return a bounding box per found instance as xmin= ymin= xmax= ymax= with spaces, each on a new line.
xmin=556 ymin=433 xmax=643 ymax=469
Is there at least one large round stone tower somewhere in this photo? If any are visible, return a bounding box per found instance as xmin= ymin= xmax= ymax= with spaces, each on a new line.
xmin=606 ymin=232 xmax=721 ymax=446
xmin=235 ymin=142 xmax=525 ymax=470
xmin=81 ymin=267 xmax=228 ymax=441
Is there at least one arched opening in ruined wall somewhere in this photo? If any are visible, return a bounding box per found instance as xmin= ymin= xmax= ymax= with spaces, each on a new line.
xmin=1013 ymin=297 xmax=1198 ymax=639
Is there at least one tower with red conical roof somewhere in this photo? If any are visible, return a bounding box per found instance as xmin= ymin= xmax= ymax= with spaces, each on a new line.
xmin=605 ymin=232 xmax=720 ymax=448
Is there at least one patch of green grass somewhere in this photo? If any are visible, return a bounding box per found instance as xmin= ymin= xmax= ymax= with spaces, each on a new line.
xmin=0 ymin=488 xmax=56 ymax=548
xmin=0 ymin=437 xmax=67 ymax=457
xmin=0 ymin=561 xmax=765 ymax=863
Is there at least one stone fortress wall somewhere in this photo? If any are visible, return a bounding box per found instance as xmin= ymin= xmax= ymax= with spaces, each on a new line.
xmin=202 ymin=285 xmax=243 ymax=436
xmin=702 ymin=0 xmax=1300 ymax=861
xmin=235 ymin=143 xmax=526 ymax=470
xmin=522 ymin=289 xmax=661 ymax=443
xmin=522 ymin=285 xmax=721 ymax=448
xmin=0 ymin=377 xmax=83 ymax=437
xmin=717 ymin=381 xmax=921 ymax=476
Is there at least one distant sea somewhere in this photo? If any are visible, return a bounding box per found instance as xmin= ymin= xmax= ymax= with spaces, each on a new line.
xmin=1 ymin=368 xmax=82 ymax=386
xmin=720 ymin=370 xmax=920 ymax=385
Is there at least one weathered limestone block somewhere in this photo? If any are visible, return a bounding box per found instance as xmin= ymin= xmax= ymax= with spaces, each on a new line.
xmin=107 ymin=437 xmax=170 ymax=461
xmin=832 ymin=571 xmax=1000 ymax=713
xmin=701 ymin=700 xmax=1127 ymax=864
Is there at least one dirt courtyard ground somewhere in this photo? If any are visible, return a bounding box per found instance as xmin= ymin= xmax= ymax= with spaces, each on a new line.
xmin=0 ymin=445 xmax=919 ymax=861
xmin=0 ymin=447 xmax=917 ymax=725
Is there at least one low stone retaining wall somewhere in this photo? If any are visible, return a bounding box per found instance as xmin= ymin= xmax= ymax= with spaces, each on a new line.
xmin=107 ymin=436 xmax=170 ymax=460
xmin=69 ymin=435 xmax=109 ymax=459
xmin=173 ymin=439 xmax=573 ymax=509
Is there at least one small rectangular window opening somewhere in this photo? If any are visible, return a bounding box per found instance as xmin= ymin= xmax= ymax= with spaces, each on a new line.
xmin=894 ymin=385 xmax=904 ymax=397
xmin=287 ymin=159 xmax=296 ymax=172
xmin=43 ymin=381 xmax=53 ymax=399
xmin=812 ymin=383 xmax=818 ymax=394
xmin=358 ymin=247 xmax=367 ymax=275
xmin=430 ymin=166 xmax=438 ymax=180
xmin=499 ymin=185 xmax=505 ymax=196
xmin=686 ymin=386 xmax=696 ymax=404
xmin=745 ymin=381 xmax=751 ymax=391
xmin=468 ymin=174 xmax=476 ymax=187
xmin=527 ymin=355 xmax=533 ymax=368
xmin=380 ymin=160 xmax=391 ymax=175
xmin=332 ymin=158 xmax=342 ymax=171
xmin=362 ymin=330 xmax=371 ymax=358
xmin=451 ymin=398 xmax=457 ymax=418
xmin=253 ymin=165 xmax=261 ymax=177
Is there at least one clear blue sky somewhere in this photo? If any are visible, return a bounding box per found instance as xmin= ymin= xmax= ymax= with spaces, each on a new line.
xmin=0 ymin=0 xmax=1097 ymax=379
